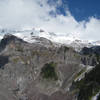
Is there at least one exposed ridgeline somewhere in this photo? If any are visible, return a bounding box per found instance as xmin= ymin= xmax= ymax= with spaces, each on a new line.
xmin=0 ymin=34 xmax=100 ymax=100
xmin=0 ymin=34 xmax=27 ymax=52
xmin=81 ymin=46 xmax=100 ymax=55
xmin=0 ymin=34 xmax=81 ymax=100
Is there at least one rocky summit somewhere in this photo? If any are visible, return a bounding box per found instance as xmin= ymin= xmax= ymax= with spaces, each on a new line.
xmin=0 ymin=34 xmax=100 ymax=100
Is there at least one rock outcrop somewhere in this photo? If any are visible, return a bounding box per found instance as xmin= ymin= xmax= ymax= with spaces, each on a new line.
xmin=0 ymin=34 xmax=82 ymax=100
xmin=0 ymin=34 xmax=99 ymax=100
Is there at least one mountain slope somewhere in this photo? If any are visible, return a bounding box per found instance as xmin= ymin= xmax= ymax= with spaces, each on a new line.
xmin=0 ymin=29 xmax=100 ymax=100
xmin=0 ymin=34 xmax=83 ymax=100
xmin=0 ymin=27 xmax=99 ymax=50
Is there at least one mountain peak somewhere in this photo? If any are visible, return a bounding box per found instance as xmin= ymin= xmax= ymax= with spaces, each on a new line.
xmin=0 ymin=27 xmax=100 ymax=51
xmin=0 ymin=34 xmax=26 ymax=52
xmin=3 ymin=33 xmax=14 ymax=38
xmin=3 ymin=33 xmax=24 ymax=42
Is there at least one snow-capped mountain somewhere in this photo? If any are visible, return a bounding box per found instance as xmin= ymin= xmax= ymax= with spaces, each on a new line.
xmin=0 ymin=27 xmax=100 ymax=50
xmin=0 ymin=27 xmax=100 ymax=100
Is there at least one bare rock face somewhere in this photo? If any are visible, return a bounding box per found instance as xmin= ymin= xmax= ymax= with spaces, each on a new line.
xmin=0 ymin=34 xmax=83 ymax=100
xmin=80 ymin=46 xmax=100 ymax=66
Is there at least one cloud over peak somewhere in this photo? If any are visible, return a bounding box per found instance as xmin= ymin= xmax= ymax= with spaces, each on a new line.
xmin=0 ymin=0 xmax=100 ymax=40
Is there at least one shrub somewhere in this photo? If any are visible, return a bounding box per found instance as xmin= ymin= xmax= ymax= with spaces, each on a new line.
xmin=73 ymin=63 xmax=100 ymax=100
xmin=41 ymin=62 xmax=58 ymax=80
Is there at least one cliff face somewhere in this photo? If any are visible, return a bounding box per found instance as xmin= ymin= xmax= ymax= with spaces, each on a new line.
xmin=80 ymin=46 xmax=100 ymax=66
xmin=0 ymin=34 xmax=82 ymax=100
xmin=0 ymin=34 xmax=99 ymax=100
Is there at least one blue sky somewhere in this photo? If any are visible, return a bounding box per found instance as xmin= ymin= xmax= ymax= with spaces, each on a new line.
xmin=48 ymin=0 xmax=100 ymax=21
xmin=0 ymin=0 xmax=100 ymax=40
xmin=67 ymin=0 xmax=100 ymax=21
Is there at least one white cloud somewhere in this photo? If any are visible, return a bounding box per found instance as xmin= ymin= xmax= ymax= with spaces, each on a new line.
xmin=0 ymin=0 xmax=100 ymax=40
xmin=82 ymin=17 xmax=100 ymax=40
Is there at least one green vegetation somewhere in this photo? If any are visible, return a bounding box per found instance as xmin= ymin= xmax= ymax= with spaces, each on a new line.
xmin=97 ymin=94 xmax=100 ymax=100
xmin=41 ymin=62 xmax=58 ymax=80
xmin=96 ymin=54 xmax=100 ymax=62
xmin=76 ymin=68 xmax=86 ymax=77
xmin=74 ymin=68 xmax=86 ymax=80
xmin=73 ymin=63 xmax=100 ymax=100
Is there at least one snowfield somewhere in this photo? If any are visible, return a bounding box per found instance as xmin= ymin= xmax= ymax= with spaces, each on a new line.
xmin=0 ymin=27 xmax=100 ymax=50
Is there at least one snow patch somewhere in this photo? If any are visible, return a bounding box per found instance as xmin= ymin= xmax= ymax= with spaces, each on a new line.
xmin=0 ymin=27 xmax=100 ymax=48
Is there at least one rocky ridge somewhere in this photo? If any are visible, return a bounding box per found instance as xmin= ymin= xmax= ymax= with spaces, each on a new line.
xmin=0 ymin=27 xmax=100 ymax=50
xmin=0 ymin=34 xmax=81 ymax=100
xmin=0 ymin=33 xmax=100 ymax=100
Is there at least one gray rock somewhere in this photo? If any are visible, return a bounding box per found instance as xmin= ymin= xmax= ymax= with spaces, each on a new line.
xmin=0 ymin=34 xmax=94 ymax=100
